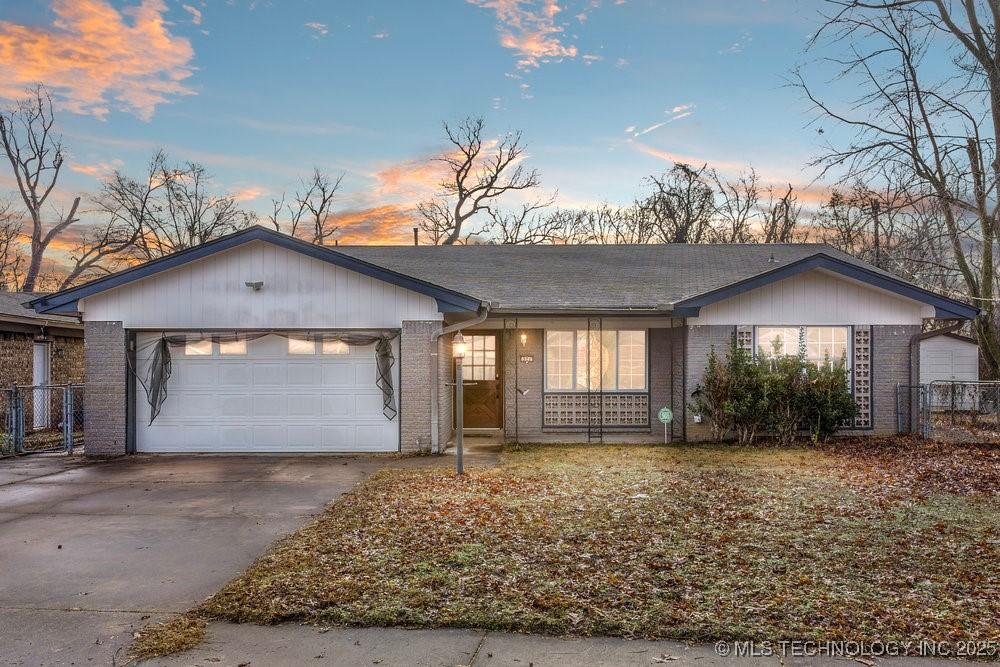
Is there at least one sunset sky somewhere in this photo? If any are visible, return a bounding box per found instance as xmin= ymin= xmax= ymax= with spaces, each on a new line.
xmin=0 ymin=0 xmax=845 ymax=244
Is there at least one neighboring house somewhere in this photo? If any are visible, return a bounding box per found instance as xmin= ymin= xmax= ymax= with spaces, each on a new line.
xmin=919 ymin=329 xmax=980 ymax=410
xmin=28 ymin=226 xmax=977 ymax=456
xmin=0 ymin=292 xmax=84 ymax=392
xmin=1 ymin=292 xmax=84 ymax=437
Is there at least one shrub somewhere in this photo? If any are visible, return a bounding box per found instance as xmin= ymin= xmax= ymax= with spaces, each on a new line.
xmin=802 ymin=356 xmax=857 ymax=442
xmin=692 ymin=342 xmax=857 ymax=445
xmin=689 ymin=347 xmax=733 ymax=441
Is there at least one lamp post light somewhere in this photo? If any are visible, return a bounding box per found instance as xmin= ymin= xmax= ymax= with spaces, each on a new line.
xmin=452 ymin=331 xmax=468 ymax=475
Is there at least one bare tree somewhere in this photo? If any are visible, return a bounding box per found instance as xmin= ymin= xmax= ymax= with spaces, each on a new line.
xmin=643 ymin=163 xmax=716 ymax=243
xmin=712 ymin=169 xmax=759 ymax=243
xmin=760 ymin=183 xmax=802 ymax=243
xmin=269 ymin=168 xmax=344 ymax=245
xmin=799 ymin=0 xmax=1000 ymax=377
xmin=484 ymin=194 xmax=560 ymax=244
xmin=0 ymin=86 xmax=80 ymax=292
xmin=99 ymin=151 xmax=253 ymax=262
xmin=418 ymin=117 xmax=541 ymax=245
xmin=59 ymin=214 xmax=139 ymax=288
xmin=0 ymin=198 xmax=25 ymax=290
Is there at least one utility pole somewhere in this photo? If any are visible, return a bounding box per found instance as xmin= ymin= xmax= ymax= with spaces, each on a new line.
xmin=871 ymin=198 xmax=881 ymax=269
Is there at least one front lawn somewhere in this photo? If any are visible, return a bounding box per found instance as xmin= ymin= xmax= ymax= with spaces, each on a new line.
xmin=200 ymin=439 xmax=1000 ymax=645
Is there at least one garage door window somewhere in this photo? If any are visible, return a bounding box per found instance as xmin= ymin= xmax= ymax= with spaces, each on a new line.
xmin=219 ymin=338 xmax=247 ymax=355
xmin=288 ymin=336 xmax=316 ymax=355
xmin=184 ymin=338 xmax=213 ymax=355
xmin=322 ymin=339 xmax=350 ymax=355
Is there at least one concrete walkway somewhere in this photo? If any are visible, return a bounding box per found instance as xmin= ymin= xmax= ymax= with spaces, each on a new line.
xmin=144 ymin=622 xmax=946 ymax=666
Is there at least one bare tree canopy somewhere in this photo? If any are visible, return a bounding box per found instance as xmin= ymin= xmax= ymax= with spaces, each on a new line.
xmin=643 ymin=163 xmax=716 ymax=243
xmin=268 ymin=168 xmax=344 ymax=245
xmin=0 ymin=198 xmax=24 ymax=290
xmin=0 ymin=86 xmax=80 ymax=292
xmin=418 ymin=117 xmax=541 ymax=244
xmin=798 ymin=0 xmax=1000 ymax=377
xmin=97 ymin=150 xmax=254 ymax=262
xmin=483 ymin=193 xmax=559 ymax=244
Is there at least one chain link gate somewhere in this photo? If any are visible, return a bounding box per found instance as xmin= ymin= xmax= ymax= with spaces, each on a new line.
xmin=0 ymin=384 xmax=84 ymax=456
xmin=899 ymin=381 xmax=1000 ymax=442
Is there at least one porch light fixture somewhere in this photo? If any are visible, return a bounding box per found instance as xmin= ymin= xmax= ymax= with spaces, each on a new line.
xmin=453 ymin=332 xmax=467 ymax=359
xmin=453 ymin=331 xmax=467 ymax=476
xmin=519 ymin=332 xmax=527 ymax=347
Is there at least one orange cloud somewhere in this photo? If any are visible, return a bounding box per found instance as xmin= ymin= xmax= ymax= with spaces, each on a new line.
xmin=0 ymin=0 xmax=195 ymax=120
xmin=70 ymin=159 xmax=124 ymax=179
xmin=373 ymin=157 xmax=449 ymax=202
xmin=331 ymin=205 xmax=420 ymax=245
xmin=468 ymin=0 xmax=578 ymax=69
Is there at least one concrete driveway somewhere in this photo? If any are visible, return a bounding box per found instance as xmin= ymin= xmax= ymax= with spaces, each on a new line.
xmin=0 ymin=453 xmax=385 ymax=666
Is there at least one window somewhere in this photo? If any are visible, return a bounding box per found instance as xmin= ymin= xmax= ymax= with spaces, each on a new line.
xmin=287 ymin=336 xmax=316 ymax=355
xmin=184 ymin=338 xmax=212 ymax=356
xmin=756 ymin=326 xmax=851 ymax=369
xmin=219 ymin=338 xmax=247 ymax=355
xmin=322 ymin=339 xmax=350 ymax=355
xmin=544 ymin=330 xmax=647 ymax=391
xmin=545 ymin=331 xmax=574 ymax=390
xmin=462 ymin=335 xmax=496 ymax=381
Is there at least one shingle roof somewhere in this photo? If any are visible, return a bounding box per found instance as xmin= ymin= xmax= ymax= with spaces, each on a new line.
xmin=0 ymin=292 xmax=81 ymax=326
xmin=334 ymin=243 xmax=903 ymax=311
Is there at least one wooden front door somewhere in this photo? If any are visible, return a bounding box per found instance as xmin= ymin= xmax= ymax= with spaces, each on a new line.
xmin=461 ymin=334 xmax=502 ymax=428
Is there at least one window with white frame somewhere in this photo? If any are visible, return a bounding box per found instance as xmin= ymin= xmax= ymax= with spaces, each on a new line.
xmin=219 ymin=338 xmax=247 ymax=355
xmin=756 ymin=326 xmax=851 ymax=368
xmin=544 ymin=330 xmax=647 ymax=391
xmin=287 ymin=336 xmax=316 ymax=355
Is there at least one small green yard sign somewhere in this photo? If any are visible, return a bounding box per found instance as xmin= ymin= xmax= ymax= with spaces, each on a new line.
xmin=657 ymin=407 xmax=673 ymax=424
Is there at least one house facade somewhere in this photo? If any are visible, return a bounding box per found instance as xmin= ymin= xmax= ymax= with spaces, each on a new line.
xmin=1 ymin=292 xmax=84 ymax=395
xmin=28 ymin=227 xmax=977 ymax=456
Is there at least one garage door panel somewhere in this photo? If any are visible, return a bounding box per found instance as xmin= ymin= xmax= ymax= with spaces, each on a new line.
xmin=136 ymin=332 xmax=399 ymax=453
xmin=321 ymin=364 xmax=355 ymax=386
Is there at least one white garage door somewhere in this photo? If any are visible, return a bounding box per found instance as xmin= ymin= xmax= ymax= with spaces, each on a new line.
xmin=135 ymin=332 xmax=399 ymax=453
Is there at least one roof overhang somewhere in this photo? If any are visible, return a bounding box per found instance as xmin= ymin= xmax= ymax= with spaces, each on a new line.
xmin=670 ymin=253 xmax=979 ymax=320
xmin=28 ymin=226 xmax=485 ymax=316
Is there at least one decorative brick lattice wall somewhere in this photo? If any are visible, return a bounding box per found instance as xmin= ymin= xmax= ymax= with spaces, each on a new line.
xmin=736 ymin=326 xmax=753 ymax=353
xmin=543 ymin=393 xmax=649 ymax=427
xmin=852 ymin=325 xmax=872 ymax=428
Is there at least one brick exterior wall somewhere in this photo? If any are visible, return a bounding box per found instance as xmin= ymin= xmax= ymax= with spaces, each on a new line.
xmin=871 ymin=324 xmax=921 ymax=435
xmin=400 ymin=320 xmax=441 ymax=453
xmin=684 ymin=324 xmax=736 ymax=442
xmin=649 ymin=327 xmax=682 ymax=442
xmin=437 ymin=333 xmax=454 ymax=450
xmin=84 ymin=321 xmax=127 ymax=456
xmin=0 ymin=332 xmax=83 ymax=388
xmin=503 ymin=327 xmax=544 ymax=442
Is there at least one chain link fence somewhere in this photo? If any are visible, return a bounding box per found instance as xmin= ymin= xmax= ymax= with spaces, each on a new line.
xmin=0 ymin=384 xmax=84 ymax=456
xmin=899 ymin=381 xmax=1000 ymax=443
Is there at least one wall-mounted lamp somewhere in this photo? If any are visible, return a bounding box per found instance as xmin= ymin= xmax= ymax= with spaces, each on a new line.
xmin=519 ymin=332 xmax=528 ymax=347
xmin=245 ymin=280 xmax=264 ymax=291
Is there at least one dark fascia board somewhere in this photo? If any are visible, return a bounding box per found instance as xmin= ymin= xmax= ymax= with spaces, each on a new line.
xmin=672 ymin=253 xmax=979 ymax=320
xmin=29 ymin=226 xmax=485 ymax=315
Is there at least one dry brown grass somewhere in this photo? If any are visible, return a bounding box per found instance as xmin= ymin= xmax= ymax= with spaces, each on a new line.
xmin=198 ymin=440 xmax=1000 ymax=651
xmin=128 ymin=615 xmax=206 ymax=663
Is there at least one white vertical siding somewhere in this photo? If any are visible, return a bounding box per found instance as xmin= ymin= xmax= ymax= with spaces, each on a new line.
xmin=919 ymin=336 xmax=980 ymax=384
xmin=688 ymin=268 xmax=933 ymax=325
xmin=81 ymin=240 xmax=442 ymax=328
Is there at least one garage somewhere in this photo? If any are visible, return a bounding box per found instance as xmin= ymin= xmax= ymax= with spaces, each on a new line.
xmin=920 ymin=331 xmax=980 ymax=409
xmin=135 ymin=332 xmax=400 ymax=453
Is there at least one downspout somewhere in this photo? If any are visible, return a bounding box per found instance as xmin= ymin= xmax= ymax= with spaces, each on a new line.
xmin=431 ymin=303 xmax=490 ymax=453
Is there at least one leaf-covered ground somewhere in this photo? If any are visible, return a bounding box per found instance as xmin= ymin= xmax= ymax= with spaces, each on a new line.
xmin=201 ymin=438 xmax=1000 ymax=646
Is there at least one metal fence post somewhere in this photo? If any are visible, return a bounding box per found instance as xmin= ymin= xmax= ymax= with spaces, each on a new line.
xmin=13 ymin=387 xmax=24 ymax=454
xmin=63 ymin=385 xmax=73 ymax=453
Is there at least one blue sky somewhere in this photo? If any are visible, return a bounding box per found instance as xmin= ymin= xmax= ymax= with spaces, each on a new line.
xmin=0 ymin=0 xmax=839 ymax=243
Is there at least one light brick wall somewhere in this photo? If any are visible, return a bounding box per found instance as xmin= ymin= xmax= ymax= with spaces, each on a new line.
xmin=0 ymin=333 xmax=33 ymax=388
xmin=437 ymin=333 xmax=454 ymax=449
xmin=871 ymin=324 xmax=920 ymax=435
xmin=503 ymin=328 xmax=543 ymax=442
xmin=684 ymin=324 xmax=735 ymax=442
xmin=84 ymin=321 xmax=127 ymax=456
xmin=400 ymin=320 xmax=441 ymax=453
xmin=649 ymin=327 xmax=681 ymax=442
